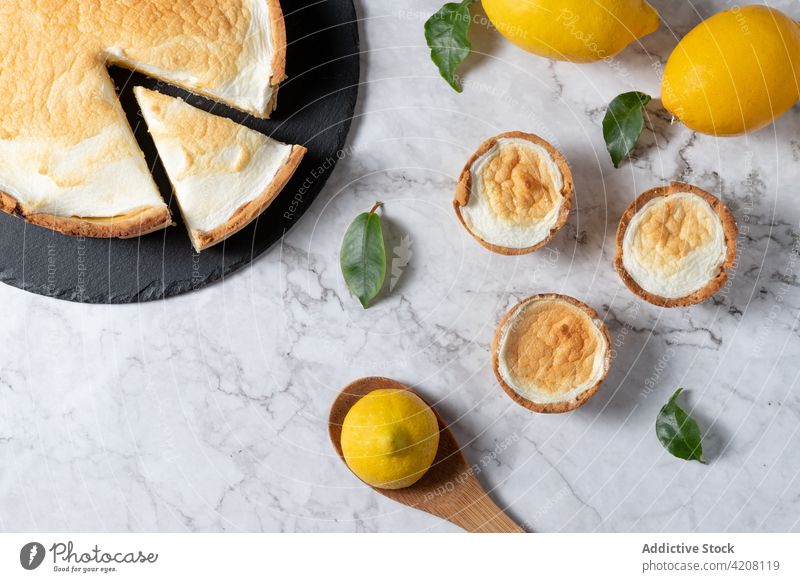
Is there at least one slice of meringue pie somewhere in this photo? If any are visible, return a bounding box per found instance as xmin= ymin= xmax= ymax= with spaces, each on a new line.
xmin=615 ymin=182 xmax=737 ymax=307
xmin=454 ymin=132 xmax=573 ymax=255
xmin=492 ymin=294 xmax=612 ymax=413
xmin=135 ymin=87 xmax=306 ymax=252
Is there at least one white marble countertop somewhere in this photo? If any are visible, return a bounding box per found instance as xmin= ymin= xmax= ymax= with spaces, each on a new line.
xmin=2 ymin=0 xmax=799 ymax=533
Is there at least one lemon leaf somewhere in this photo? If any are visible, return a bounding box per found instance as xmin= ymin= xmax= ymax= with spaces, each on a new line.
xmin=340 ymin=202 xmax=386 ymax=309
xmin=656 ymin=388 xmax=707 ymax=463
xmin=603 ymin=91 xmax=651 ymax=168
xmin=425 ymin=0 xmax=476 ymax=92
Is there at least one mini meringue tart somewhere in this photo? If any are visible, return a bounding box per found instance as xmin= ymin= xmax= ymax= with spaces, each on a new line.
xmin=454 ymin=132 xmax=573 ymax=255
xmin=615 ymin=182 xmax=737 ymax=307
xmin=492 ymin=294 xmax=612 ymax=413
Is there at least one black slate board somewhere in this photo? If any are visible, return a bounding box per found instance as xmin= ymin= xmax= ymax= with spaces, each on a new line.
xmin=0 ymin=0 xmax=359 ymax=303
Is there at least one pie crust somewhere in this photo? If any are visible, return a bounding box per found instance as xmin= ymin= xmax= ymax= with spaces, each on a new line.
xmin=0 ymin=192 xmax=172 ymax=239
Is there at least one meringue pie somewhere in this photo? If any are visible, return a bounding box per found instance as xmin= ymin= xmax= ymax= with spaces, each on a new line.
xmin=0 ymin=0 xmax=286 ymax=238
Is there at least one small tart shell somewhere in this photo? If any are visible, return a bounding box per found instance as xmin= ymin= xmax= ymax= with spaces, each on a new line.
xmin=614 ymin=182 xmax=738 ymax=308
xmin=492 ymin=293 xmax=612 ymax=414
xmin=453 ymin=131 xmax=573 ymax=255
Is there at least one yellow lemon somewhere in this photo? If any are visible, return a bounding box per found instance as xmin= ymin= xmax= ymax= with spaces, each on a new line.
xmin=482 ymin=0 xmax=660 ymax=62
xmin=341 ymin=389 xmax=439 ymax=490
xmin=663 ymin=5 xmax=800 ymax=136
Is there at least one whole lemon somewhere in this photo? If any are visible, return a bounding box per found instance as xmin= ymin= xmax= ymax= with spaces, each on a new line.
xmin=482 ymin=0 xmax=660 ymax=62
xmin=341 ymin=389 xmax=439 ymax=490
xmin=663 ymin=5 xmax=800 ymax=136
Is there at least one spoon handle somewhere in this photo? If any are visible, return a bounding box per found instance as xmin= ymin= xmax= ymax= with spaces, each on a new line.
xmin=445 ymin=480 xmax=524 ymax=533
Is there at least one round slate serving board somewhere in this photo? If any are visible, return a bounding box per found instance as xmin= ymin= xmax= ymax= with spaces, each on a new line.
xmin=0 ymin=0 xmax=359 ymax=304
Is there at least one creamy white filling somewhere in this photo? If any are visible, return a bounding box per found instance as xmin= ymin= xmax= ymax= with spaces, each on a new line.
xmin=105 ymin=0 xmax=276 ymax=116
xmin=217 ymin=0 xmax=276 ymax=115
xmin=159 ymin=140 xmax=291 ymax=234
xmin=461 ymin=137 xmax=565 ymax=249
xmin=0 ymin=68 xmax=164 ymax=219
xmin=137 ymin=92 xmax=292 ymax=234
xmin=622 ymin=193 xmax=727 ymax=299
xmin=497 ymin=297 xmax=609 ymax=405
xmin=0 ymin=129 xmax=164 ymax=219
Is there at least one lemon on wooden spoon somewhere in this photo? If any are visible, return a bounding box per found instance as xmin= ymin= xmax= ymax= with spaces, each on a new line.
xmin=341 ymin=389 xmax=440 ymax=490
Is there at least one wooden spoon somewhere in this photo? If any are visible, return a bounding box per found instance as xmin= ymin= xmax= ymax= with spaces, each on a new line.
xmin=329 ymin=376 xmax=523 ymax=533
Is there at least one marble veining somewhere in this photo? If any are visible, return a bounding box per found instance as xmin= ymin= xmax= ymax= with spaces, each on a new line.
xmin=1 ymin=0 xmax=799 ymax=533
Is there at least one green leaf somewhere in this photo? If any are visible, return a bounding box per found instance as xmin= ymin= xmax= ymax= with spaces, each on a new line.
xmin=603 ymin=91 xmax=652 ymax=168
xmin=424 ymin=0 xmax=476 ymax=92
xmin=340 ymin=203 xmax=386 ymax=309
xmin=656 ymin=388 xmax=706 ymax=464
